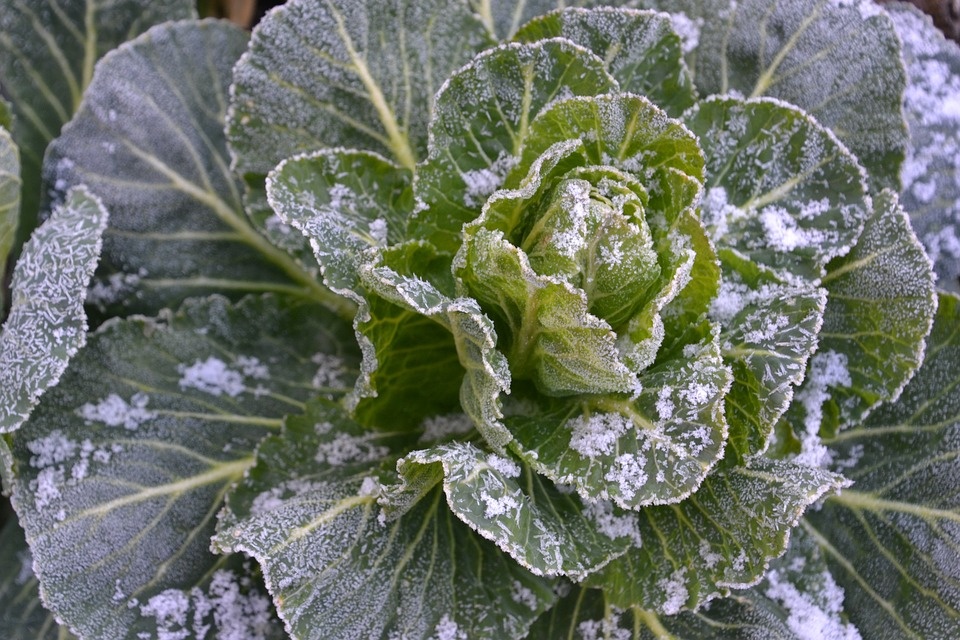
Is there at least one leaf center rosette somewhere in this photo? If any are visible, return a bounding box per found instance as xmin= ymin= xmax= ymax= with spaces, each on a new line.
xmin=451 ymin=94 xmax=733 ymax=510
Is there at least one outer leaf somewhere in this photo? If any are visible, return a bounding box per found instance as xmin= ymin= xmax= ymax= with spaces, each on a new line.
xmin=228 ymin=0 xmax=493 ymax=177
xmin=685 ymin=96 xmax=870 ymax=281
xmin=513 ymin=7 xmax=697 ymax=116
xmin=43 ymin=20 xmax=342 ymax=318
xmin=785 ymin=190 xmax=937 ymax=459
xmin=213 ymin=400 xmax=555 ymax=640
xmin=0 ymin=187 xmax=107 ymax=435
xmin=528 ymin=586 xmax=799 ymax=640
xmin=506 ymin=321 xmax=730 ymax=509
xmin=0 ymin=516 xmax=77 ymax=639
xmin=712 ymin=250 xmax=827 ymax=460
xmin=0 ymin=125 xmax=20 ymax=311
xmin=635 ymin=0 xmax=907 ymax=192
xmin=754 ymin=526 xmax=863 ymax=640
xmin=8 ymin=294 xmax=357 ymax=639
xmin=586 ymin=459 xmax=848 ymax=613
xmin=410 ymin=39 xmax=617 ymax=252
xmin=468 ymin=0 xmax=591 ymax=39
xmin=384 ymin=442 xmax=638 ymax=579
xmin=0 ymin=0 xmax=195 ymax=245
xmin=0 ymin=96 xmax=11 ymax=129
xmin=803 ymin=292 xmax=960 ymax=639
xmin=888 ymin=4 xmax=960 ymax=294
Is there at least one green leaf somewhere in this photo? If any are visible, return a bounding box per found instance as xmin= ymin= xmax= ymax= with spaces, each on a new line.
xmin=753 ymin=525 xmax=863 ymax=640
xmin=712 ymin=250 xmax=826 ymax=460
xmin=43 ymin=20 xmax=343 ymax=318
xmin=803 ymin=292 xmax=960 ymax=639
xmin=468 ymin=0 xmax=589 ymax=40
xmin=586 ymin=459 xmax=848 ymax=613
xmin=505 ymin=321 xmax=731 ymax=509
xmin=267 ymin=149 xmax=412 ymax=296
xmin=7 ymin=294 xmax=357 ymax=639
xmin=228 ymin=0 xmax=493 ymax=177
xmin=213 ymin=400 xmax=555 ymax=640
xmin=528 ymin=585 xmax=799 ymax=640
xmin=636 ymin=0 xmax=907 ymax=192
xmin=0 ymin=515 xmax=77 ymax=640
xmin=409 ymin=39 xmax=617 ymax=252
xmin=0 ymin=0 xmax=195 ymax=248
xmin=784 ymin=190 xmax=937 ymax=455
xmin=0 ymin=125 xmax=21 ymax=312
xmin=0 ymin=96 xmax=11 ymax=129
xmin=888 ymin=4 xmax=960 ymax=294
xmin=361 ymin=251 xmax=514 ymax=448
xmin=685 ymin=96 xmax=871 ymax=281
xmin=0 ymin=187 xmax=107 ymax=435
xmin=513 ymin=7 xmax=697 ymax=117
xmin=384 ymin=442 xmax=638 ymax=579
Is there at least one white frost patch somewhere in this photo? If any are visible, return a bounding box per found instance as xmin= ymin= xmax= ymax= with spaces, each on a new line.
xmin=657 ymin=567 xmax=689 ymax=615
xmin=511 ymin=580 xmax=540 ymax=611
xmin=568 ymin=412 xmax=632 ymax=458
xmin=668 ymin=13 xmax=704 ymax=54
xmin=829 ymin=0 xmax=883 ymax=21
xmin=27 ymin=430 xmax=78 ymax=469
xmin=178 ymin=357 xmax=245 ymax=397
xmin=432 ymin=613 xmax=467 ymax=640
xmin=249 ymin=478 xmax=328 ymax=516
xmin=766 ymin=567 xmax=862 ymax=640
xmin=486 ymin=453 xmax=521 ymax=478
xmin=87 ymin=270 xmax=143 ymax=309
xmin=79 ymin=392 xmax=155 ymax=430
xmin=419 ymin=413 xmax=475 ymax=442
xmin=793 ymin=351 xmax=851 ymax=468
xmin=311 ymin=352 xmax=347 ymax=390
xmin=480 ymin=489 xmax=521 ymax=519
xmin=604 ymin=454 xmax=648 ymax=503
xmin=760 ymin=205 xmax=819 ymax=251
xmin=27 ymin=432 xmax=119 ymax=510
xmin=315 ymin=433 xmax=388 ymax=466
xmin=15 ymin=548 xmax=34 ymax=585
xmin=462 ymin=153 xmax=517 ymax=208
xmin=358 ymin=476 xmax=381 ymax=497
xmin=235 ymin=356 xmax=269 ymax=380
xmin=699 ymin=539 xmax=724 ymax=569
xmin=656 ymin=386 xmax=675 ymax=422
xmin=583 ymin=499 xmax=642 ymax=547
xmin=368 ymin=218 xmax=389 ymax=245
xmin=139 ymin=569 xmax=274 ymax=640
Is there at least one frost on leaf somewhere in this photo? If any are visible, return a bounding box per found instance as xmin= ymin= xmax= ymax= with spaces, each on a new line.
xmin=7 ymin=294 xmax=356 ymax=640
xmin=0 ymin=125 xmax=20 ymax=311
xmin=888 ymin=4 xmax=960 ymax=293
xmin=382 ymin=443 xmax=636 ymax=580
xmin=0 ymin=187 xmax=107 ymax=435
xmin=804 ymin=292 xmax=960 ymax=639
xmin=586 ymin=459 xmax=849 ymax=614
xmin=214 ymin=400 xmax=554 ymax=640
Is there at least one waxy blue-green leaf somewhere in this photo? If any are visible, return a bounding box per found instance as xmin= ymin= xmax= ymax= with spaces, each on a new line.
xmin=0 ymin=187 xmax=107 ymax=435
xmin=0 ymin=0 xmax=196 ymax=246
xmin=586 ymin=459 xmax=848 ymax=614
xmin=506 ymin=321 xmax=730 ymax=509
xmin=43 ymin=20 xmax=344 ymax=319
xmin=685 ymin=96 xmax=871 ymax=281
xmin=228 ymin=0 xmax=493 ymax=177
xmin=410 ymin=39 xmax=617 ymax=252
xmin=803 ymin=292 xmax=960 ymax=639
xmin=753 ymin=525 xmax=864 ymax=640
xmin=785 ymin=190 xmax=937 ymax=448
xmin=7 ymin=294 xmax=357 ymax=640
xmin=214 ymin=400 xmax=554 ymax=640
xmin=528 ymin=585 xmax=798 ymax=639
xmin=0 ymin=516 xmax=77 ymax=640
xmin=383 ymin=442 xmax=638 ymax=579
xmin=468 ymin=0 xmax=593 ymax=39
xmin=513 ymin=7 xmax=697 ymax=117
xmin=711 ymin=250 xmax=827 ymax=460
xmin=888 ymin=4 xmax=960 ymax=294
xmin=361 ymin=250 xmax=514 ymax=448
xmin=635 ymin=0 xmax=907 ymax=192
xmin=0 ymin=125 xmax=20 ymax=312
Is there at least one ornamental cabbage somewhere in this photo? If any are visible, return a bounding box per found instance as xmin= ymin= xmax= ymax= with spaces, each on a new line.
xmin=0 ymin=1 xmax=957 ymax=639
